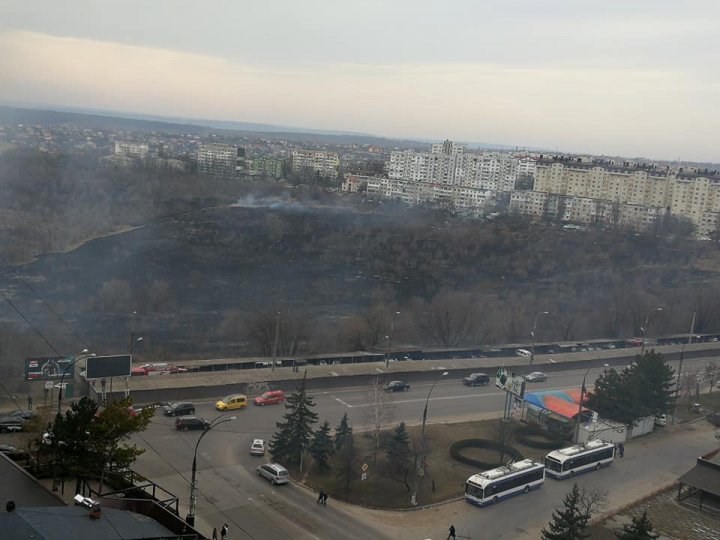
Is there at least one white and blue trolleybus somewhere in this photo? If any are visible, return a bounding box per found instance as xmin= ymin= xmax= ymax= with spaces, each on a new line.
xmin=544 ymin=439 xmax=615 ymax=479
xmin=464 ymin=459 xmax=545 ymax=506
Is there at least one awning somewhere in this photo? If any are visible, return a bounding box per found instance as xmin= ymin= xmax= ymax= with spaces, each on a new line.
xmin=679 ymin=464 xmax=720 ymax=497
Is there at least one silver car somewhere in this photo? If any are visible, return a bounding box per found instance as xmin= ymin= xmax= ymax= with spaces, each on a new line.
xmin=257 ymin=463 xmax=289 ymax=485
xmin=525 ymin=371 xmax=547 ymax=382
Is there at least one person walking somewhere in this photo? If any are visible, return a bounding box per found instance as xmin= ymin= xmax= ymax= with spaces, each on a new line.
xmin=448 ymin=524 xmax=456 ymax=539
xmin=618 ymin=442 xmax=625 ymax=458
xmin=212 ymin=527 xmax=218 ymax=540
xmin=317 ymin=489 xmax=325 ymax=504
xmin=27 ymin=396 xmax=33 ymax=411
xmin=322 ymin=492 xmax=328 ymax=506
xmin=220 ymin=523 xmax=228 ymax=540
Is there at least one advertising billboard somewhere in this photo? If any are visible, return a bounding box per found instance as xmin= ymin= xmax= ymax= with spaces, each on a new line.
xmin=86 ymin=355 xmax=132 ymax=379
xmin=495 ymin=367 xmax=526 ymax=397
xmin=25 ymin=357 xmax=75 ymax=381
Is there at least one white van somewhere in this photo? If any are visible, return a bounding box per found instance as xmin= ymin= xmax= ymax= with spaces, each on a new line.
xmin=516 ymin=349 xmax=532 ymax=358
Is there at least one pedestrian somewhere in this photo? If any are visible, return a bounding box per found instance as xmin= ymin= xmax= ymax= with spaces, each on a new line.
xmin=619 ymin=442 xmax=625 ymax=458
xmin=212 ymin=527 xmax=218 ymax=540
xmin=448 ymin=524 xmax=456 ymax=539
xmin=317 ymin=489 xmax=325 ymax=504
xmin=27 ymin=396 xmax=33 ymax=411
xmin=221 ymin=523 xmax=228 ymax=540
xmin=6 ymin=500 xmax=16 ymax=513
xmin=322 ymin=492 xmax=328 ymax=506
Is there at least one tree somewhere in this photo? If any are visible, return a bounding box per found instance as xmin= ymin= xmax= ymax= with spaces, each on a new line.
xmin=617 ymin=511 xmax=659 ymax=540
xmin=495 ymin=419 xmax=513 ymax=464
xmin=269 ymin=374 xmax=318 ymax=468
xmin=309 ymin=421 xmax=334 ymax=471
xmin=363 ymin=376 xmax=396 ymax=464
xmin=704 ymin=361 xmax=719 ymax=394
xmin=334 ymin=432 xmax=358 ymax=494
xmin=384 ymin=422 xmax=413 ymax=491
xmin=334 ymin=412 xmax=353 ymax=452
xmin=541 ymin=483 xmax=591 ymax=540
xmin=633 ymin=351 xmax=675 ymax=414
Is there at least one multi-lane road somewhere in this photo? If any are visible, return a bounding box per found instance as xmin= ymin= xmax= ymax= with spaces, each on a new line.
xmin=131 ymin=355 xmax=717 ymax=539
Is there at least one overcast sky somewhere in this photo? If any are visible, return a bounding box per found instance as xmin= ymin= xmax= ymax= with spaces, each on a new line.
xmin=1 ymin=1 xmax=718 ymax=161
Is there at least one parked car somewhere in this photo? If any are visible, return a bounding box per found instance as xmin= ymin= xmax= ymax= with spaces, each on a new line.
xmin=131 ymin=363 xmax=188 ymax=376
xmin=162 ymin=402 xmax=195 ymax=417
xmin=175 ymin=416 xmax=210 ymax=431
xmin=463 ymin=373 xmax=490 ymax=386
xmin=215 ymin=394 xmax=247 ymax=411
xmin=0 ymin=443 xmax=21 ymax=456
xmin=525 ymin=372 xmax=547 ymax=382
xmin=384 ymin=380 xmax=410 ymax=392
xmin=0 ymin=418 xmax=24 ymax=433
xmin=250 ymin=439 xmax=266 ymax=456
xmin=257 ymin=463 xmax=289 ymax=485
xmin=516 ymin=349 xmax=532 ymax=358
xmin=654 ymin=414 xmax=667 ymax=426
xmin=254 ymin=390 xmax=285 ymax=406
xmin=6 ymin=410 xmax=35 ymax=421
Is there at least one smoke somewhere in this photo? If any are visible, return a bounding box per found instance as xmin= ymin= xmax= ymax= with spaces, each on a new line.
xmin=230 ymin=193 xmax=306 ymax=211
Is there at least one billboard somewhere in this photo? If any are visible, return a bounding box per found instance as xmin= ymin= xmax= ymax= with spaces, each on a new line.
xmin=86 ymin=355 xmax=132 ymax=379
xmin=25 ymin=357 xmax=75 ymax=381
xmin=495 ymin=367 xmax=526 ymax=397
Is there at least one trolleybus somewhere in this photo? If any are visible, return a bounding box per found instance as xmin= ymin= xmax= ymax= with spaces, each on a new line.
xmin=544 ymin=439 xmax=615 ymax=479
xmin=464 ymin=459 xmax=545 ymax=506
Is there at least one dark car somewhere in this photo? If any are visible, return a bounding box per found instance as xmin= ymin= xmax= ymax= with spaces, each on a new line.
xmin=7 ymin=410 xmax=35 ymax=421
xmin=0 ymin=418 xmax=25 ymax=433
xmin=384 ymin=380 xmax=410 ymax=392
xmin=175 ymin=416 xmax=210 ymax=431
xmin=463 ymin=373 xmax=490 ymax=386
xmin=162 ymin=402 xmax=195 ymax=417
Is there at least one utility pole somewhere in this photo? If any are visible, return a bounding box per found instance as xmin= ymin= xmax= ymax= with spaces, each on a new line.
xmin=673 ymin=312 xmax=695 ymax=424
xmin=271 ymin=312 xmax=280 ymax=372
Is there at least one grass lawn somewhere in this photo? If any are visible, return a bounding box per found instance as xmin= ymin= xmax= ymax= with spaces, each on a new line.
xmin=286 ymin=418 xmax=552 ymax=508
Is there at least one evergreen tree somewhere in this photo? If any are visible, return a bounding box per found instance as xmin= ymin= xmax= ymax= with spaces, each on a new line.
xmin=309 ymin=420 xmax=335 ymax=471
xmin=334 ymin=412 xmax=353 ymax=451
xmin=334 ymin=432 xmax=358 ymax=494
xmin=634 ymin=351 xmax=675 ymax=414
xmin=269 ymin=374 xmax=319 ymax=465
xmin=541 ymin=484 xmax=590 ymax=540
xmin=617 ymin=511 xmax=659 ymax=540
xmin=384 ymin=422 xmax=413 ymax=491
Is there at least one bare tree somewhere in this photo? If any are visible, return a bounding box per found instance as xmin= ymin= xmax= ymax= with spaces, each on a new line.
xmin=363 ymin=376 xmax=396 ymax=464
xmin=97 ymin=278 xmax=133 ymax=312
xmin=494 ymin=419 xmax=514 ymax=464
xmin=245 ymin=309 xmax=313 ymax=357
xmin=704 ymin=362 xmax=719 ymax=394
xmin=412 ymin=290 xmax=476 ymax=347
xmin=145 ymin=279 xmax=173 ymax=312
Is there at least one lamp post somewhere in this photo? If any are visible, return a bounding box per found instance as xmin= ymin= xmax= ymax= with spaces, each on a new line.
xmin=640 ymin=307 xmax=663 ymax=356
xmin=186 ymin=415 xmax=237 ymax=527
xmin=386 ymin=311 xmax=401 ymax=368
xmin=410 ymin=370 xmax=448 ymax=506
xmin=530 ymin=311 xmax=550 ymax=366
xmin=573 ymin=366 xmax=594 ymax=443
xmin=57 ymin=349 xmax=95 ymax=416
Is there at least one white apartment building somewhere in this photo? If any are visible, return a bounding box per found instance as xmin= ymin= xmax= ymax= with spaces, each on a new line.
xmin=198 ymin=142 xmax=244 ymax=177
xmin=292 ymin=149 xmax=340 ymax=178
xmin=114 ymin=141 xmax=149 ymax=159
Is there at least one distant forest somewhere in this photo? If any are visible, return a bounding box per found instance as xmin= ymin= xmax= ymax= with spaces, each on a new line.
xmin=1 ymin=149 xmax=720 ymax=390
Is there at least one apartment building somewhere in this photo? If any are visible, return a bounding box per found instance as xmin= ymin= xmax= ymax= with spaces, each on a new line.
xmin=114 ymin=141 xmax=149 ymax=159
xmin=198 ymin=142 xmax=244 ymax=177
xmin=292 ymin=149 xmax=340 ymax=177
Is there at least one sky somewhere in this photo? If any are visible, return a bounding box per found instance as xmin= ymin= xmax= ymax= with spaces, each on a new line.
xmin=1 ymin=1 xmax=719 ymax=162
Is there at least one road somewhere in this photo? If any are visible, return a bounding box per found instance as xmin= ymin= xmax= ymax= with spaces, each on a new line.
xmin=131 ymin=355 xmax=716 ymax=539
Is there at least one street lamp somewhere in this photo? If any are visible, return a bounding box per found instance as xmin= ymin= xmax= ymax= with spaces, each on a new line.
xmin=410 ymin=370 xmax=448 ymax=506
xmin=386 ymin=311 xmax=401 ymax=368
xmin=530 ymin=311 xmax=550 ymax=366
xmin=672 ymin=313 xmax=696 ymax=425
xmin=186 ymin=415 xmax=237 ymax=526
xmin=640 ymin=307 xmax=663 ymax=356
xmin=57 ymin=349 xmax=95 ymax=416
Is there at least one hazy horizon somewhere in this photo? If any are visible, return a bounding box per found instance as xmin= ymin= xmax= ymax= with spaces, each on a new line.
xmin=1 ymin=1 xmax=719 ymax=162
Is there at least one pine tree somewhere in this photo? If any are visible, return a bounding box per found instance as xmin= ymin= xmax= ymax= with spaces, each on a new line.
xmin=385 ymin=422 xmax=413 ymax=491
xmin=309 ymin=420 xmax=335 ymax=471
xmin=541 ymin=484 xmax=590 ymax=540
xmin=334 ymin=432 xmax=358 ymax=494
xmin=334 ymin=412 xmax=353 ymax=451
xmin=617 ymin=511 xmax=659 ymax=540
xmin=269 ymin=374 xmax=318 ymax=465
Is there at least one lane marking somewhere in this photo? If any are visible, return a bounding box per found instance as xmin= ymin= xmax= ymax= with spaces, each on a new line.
xmin=332 ymin=396 xmax=353 ymax=408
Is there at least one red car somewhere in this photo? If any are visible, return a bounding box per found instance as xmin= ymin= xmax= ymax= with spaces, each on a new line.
xmin=131 ymin=363 xmax=188 ymax=376
xmin=254 ymin=390 xmax=285 ymax=406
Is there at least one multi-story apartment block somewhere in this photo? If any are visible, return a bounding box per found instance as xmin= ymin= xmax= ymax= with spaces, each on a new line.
xmin=292 ymin=149 xmax=340 ymax=178
xmin=198 ymin=142 xmax=244 ymax=177
xmin=114 ymin=141 xmax=149 ymax=159
xmin=248 ymin=156 xmax=285 ymax=178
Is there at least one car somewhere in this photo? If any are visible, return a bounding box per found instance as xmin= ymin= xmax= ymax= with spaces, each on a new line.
xmin=6 ymin=410 xmax=35 ymax=421
xmin=384 ymin=380 xmax=410 ymax=392
xmin=525 ymin=372 xmax=547 ymax=382
xmin=254 ymin=390 xmax=285 ymax=406
xmin=654 ymin=414 xmax=667 ymax=427
xmin=215 ymin=394 xmax=247 ymax=411
xmin=257 ymin=463 xmax=289 ymax=484
xmin=131 ymin=363 xmax=188 ymax=376
xmin=162 ymin=402 xmax=195 ymax=417
xmin=0 ymin=443 xmax=21 ymax=456
xmin=516 ymin=349 xmax=532 ymax=358
xmin=0 ymin=418 xmax=24 ymax=433
xmin=250 ymin=439 xmax=266 ymax=456
xmin=175 ymin=416 xmax=210 ymax=431
xmin=463 ymin=373 xmax=490 ymax=386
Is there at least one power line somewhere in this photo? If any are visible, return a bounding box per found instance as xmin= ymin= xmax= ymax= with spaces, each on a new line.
xmin=0 ymin=286 xmax=65 ymax=357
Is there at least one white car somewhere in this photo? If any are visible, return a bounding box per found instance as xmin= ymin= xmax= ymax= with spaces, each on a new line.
xmin=250 ymin=439 xmax=266 ymax=456
xmin=654 ymin=414 xmax=667 ymax=426
xmin=525 ymin=371 xmax=547 ymax=382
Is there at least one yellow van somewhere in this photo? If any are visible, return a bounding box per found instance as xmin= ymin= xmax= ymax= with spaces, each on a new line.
xmin=215 ymin=394 xmax=247 ymax=411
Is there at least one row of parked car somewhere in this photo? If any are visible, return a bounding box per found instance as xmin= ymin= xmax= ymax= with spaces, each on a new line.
xmin=383 ymin=371 xmax=549 ymax=392
xmin=0 ymin=409 xmax=34 ymax=434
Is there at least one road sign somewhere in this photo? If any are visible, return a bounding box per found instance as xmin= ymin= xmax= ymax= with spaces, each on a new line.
xmin=44 ymin=381 xmax=54 ymax=390
xmin=361 ymin=473 xmax=367 ymax=481
xmin=361 ymin=462 xmax=368 ymax=472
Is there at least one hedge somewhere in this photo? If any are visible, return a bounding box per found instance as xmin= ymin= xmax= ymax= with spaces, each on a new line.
xmin=515 ymin=425 xmax=565 ymax=450
xmin=449 ymin=439 xmax=524 ymax=469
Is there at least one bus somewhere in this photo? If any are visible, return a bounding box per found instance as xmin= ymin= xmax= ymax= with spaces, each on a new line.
xmin=544 ymin=439 xmax=615 ymax=479
xmin=464 ymin=459 xmax=545 ymax=506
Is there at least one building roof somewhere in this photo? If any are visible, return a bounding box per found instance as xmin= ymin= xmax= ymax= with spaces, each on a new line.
xmin=0 ymin=453 xmax=65 ymax=508
xmin=0 ymin=506 xmax=176 ymax=540
xmin=679 ymin=463 xmax=720 ymax=497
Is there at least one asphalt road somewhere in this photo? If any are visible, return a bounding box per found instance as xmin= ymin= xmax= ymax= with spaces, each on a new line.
xmin=131 ymin=355 xmax=715 ymax=540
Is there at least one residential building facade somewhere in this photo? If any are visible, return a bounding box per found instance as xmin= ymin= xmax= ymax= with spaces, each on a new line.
xmin=292 ymin=149 xmax=340 ymax=178
xmin=198 ymin=142 xmax=244 ymax=177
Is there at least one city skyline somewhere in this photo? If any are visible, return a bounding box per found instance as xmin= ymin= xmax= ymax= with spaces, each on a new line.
xmin=1 ymin=1 xmax=719 ymax=162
